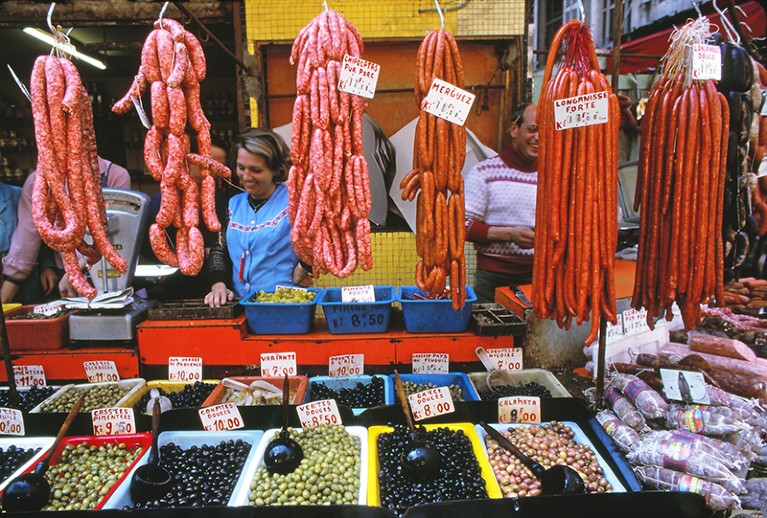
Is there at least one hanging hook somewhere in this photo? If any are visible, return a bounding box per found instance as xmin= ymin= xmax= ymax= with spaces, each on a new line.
xmin=323 ymin=0 xmax=329 ymax=11
xmin=46 ymin=3 xmax=56 ymax=35
xmin=578 ymin=0 xmax=585 ymax=25
xmin=434 ymin=0 xmax=446 ymax=30
xmin=158 ymin=1 xmax=170 ymax=29
xmin=689 ymin=0 xmax=703 ymax=19
xmin=713 ymin=0 xmax=740 ymax=44
xmin=7 ymin=65 xmax=32 ymax=103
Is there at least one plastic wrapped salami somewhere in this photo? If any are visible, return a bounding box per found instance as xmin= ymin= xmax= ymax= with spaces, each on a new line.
xmin=596 ymin=410 xmax=642 ymax=453
xmin=640 ymin=430 xmax=747 ymax=471
xmin=604 ymin=387 xmax=651 ymax=433
xmin=634 ymin=466 xmax=741 ymax=511
xmin=610 ymin=373 xmax=669 ymax=420
xmin=665 ymin=404 xmax=750 ymax=436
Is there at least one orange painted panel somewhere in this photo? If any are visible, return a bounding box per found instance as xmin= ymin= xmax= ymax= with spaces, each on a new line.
xmin=0 ymin=347 xmax=140 ymax=383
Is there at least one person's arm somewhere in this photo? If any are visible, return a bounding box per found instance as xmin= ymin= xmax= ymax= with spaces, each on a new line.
xmin=104 ymin=161 xmax=132 ymax=190
xmin=292 ymin=261 xmax=313 ymax=287
xmin=1 ymin=174 xmax=42 ymax=303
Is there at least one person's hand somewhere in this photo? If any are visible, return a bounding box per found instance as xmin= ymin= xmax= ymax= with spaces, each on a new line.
xmin=292 ymin=263 xmax=314 ymax=287
xmin=204 ymin=282 xmax=233 ymax=307
xmin=58 ymin=274 xmax=78 ymax=298
xmin=510 ymin=226 xmax=535 ymax=249
xmin=39 ymin=267 xmax=60 ymax=295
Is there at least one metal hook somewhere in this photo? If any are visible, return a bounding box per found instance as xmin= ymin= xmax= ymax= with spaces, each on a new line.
xmin=689 ymin=0 xmax=702 ymax=19
xmin=323 ymin=0 xmax=328 ymax=11
xmin=7 ymin=65 xmax=31 ymax=102
xmin=713 ymin=0 xmax=740 ymax=43
xmin=158 ymin=1 xmax=169 ymax=29
xmin=578 ymin=0 xmax=585 ymax=25
xmin=434 ymin=0 xmax=446 ymax=30
xmin=46 ymin=3 xmax=56 ymax=35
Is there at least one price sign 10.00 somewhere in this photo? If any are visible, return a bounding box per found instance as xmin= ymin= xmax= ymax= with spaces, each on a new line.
xmin=198 ymin=403 xmax=244 ymax=432
xmin=0 ymin=408 xmax=24 ymax=436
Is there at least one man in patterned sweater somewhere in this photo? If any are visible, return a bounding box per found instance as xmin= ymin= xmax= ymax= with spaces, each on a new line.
xmin=465 ymin=103 xmax=538 ymax=303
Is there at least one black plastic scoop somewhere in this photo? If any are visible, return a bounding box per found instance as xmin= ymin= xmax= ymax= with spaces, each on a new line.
xmin=394 ymin=371 xmax=441 ymax=480
xmin=263 ymin=374 xmax=303 ymax=475
xmin=479 ymin=421 xmax=585 ymax=496
xmin=1 ymin=393 xmax=86 ymax=512
xmin=130 ymin=398 xmax=172 ymax=503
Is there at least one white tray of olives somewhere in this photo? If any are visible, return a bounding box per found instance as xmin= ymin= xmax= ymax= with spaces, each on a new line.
xmin=0 ymin=437 xmax=56 ymax=493
xmin=29 ymin=379 xmax=146 ymax=413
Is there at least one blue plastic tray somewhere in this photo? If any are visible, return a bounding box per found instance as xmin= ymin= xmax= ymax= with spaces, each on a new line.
xmin=397 ymin=286 xmax=476 ymax=333
xmin=305 ymin=375 xmax=392 ymax=415
xmin=320 ymin=286 xmax=395 ymax=334
xmin=386 ymin=373 xmax=480 ymax=403
xmin=240 ymin=288 xmax=321 ymax=335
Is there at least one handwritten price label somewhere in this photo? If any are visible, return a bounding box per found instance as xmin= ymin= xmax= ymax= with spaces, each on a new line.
xmin=92 ymin=407 xmax=136 ymax=436
xmin=553 ymin=91 xmax=609 ymax=130
xmin=341 ymin=285 xmax=375 ymax=303
xmin=411 ymin=353 xmax=449 ymax=374
xmin=13 ymin=365 xmax=46 ymax=388
xmin=622 ymin=308 xmax=650 ymax=336
xmin=199 ymin=403 xmax=244 ymax=432
xmin=297 ymin=399 xmax=342 ymax=428
xmin=260 ymin=352 xmax=297 ymax=377
xmin=486 ymin=348 xmax=524 ymax=371
xmin=32 ymin=302 xmax=63 ymax=317
xmin=421 ymin=78 xmax=475 ymax=126
xmin=408 ymin=386 xmax=455 ymax=421
xmin=605 ymin=313 xmax=624 ymax=345
xmin=0 ymin=408 xmax=24 ymax=436
xmin=338 ymin=54 xmax=380 ymax=99
xmin=168 ymin=357 xmax=203 ymax=382
xmin=498 ymin=396 xmax=541 ymax=424
xmin=83 ymin=361 xmax=120 ymax=383
xmin=692 ymin=44 xmax=722 ymax=81
xmin=328 ymin=354 xmax=364 ymax=378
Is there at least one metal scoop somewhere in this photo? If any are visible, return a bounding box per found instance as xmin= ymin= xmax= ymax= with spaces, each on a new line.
xmin=479 ymin=421 xmax=585 ymax=496
xmin=130 ymin=399 xmax=172 ymax=503
xmin=394 ymin=371 xmax=441 ymax=480
xmin=263 ymin=374 xmax=303 ymax=475
xmin=476 ymin=346 xmax=518 ymax=389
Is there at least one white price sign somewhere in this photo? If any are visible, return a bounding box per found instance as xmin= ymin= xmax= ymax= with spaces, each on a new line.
xmin=0 ymin=408 xmax=24 ymax=436
xmin=297 ymin=399 xmax=343 ymax=428
xmin=421 ymin=77 xmax=475 ymax=126
xmin=408 ymin=386 xmax=455 ymax=421
xmin=411 ymin=353 xmax=449 ymax=374
xmin=199 ymin=403 xmax=244 ymax=432
xmin=553 ymin=91 xmax=609 ymax=130
xmin=692 ymin=44 xmax=722 ymax=81
xmin=328 ymin=354 xmax=364 ymax=378
xmin=168 ymin=357 xmax=203 ymax=382
xmin=605 ymin=313 xmax=624 ymax=344
xmin=486 ymin=348 xmax=524 ymax=371
xmin=622 ymin=308 xmax=650 ymax=336
xmin=260 ymin=352 xmax=297 ymax=377
xmin=92 ymin=407 xmax=136 ymax=436
xmin=498 ymin=396 xmax=541 ymax=424
xmin=338 ymin=54 xmax=380 ymax=99
xmin=276 ymin=285 xmax=307 ymax=293
xmin=341 ymin=285 xmax=375 ymax=303
xmin=83 ymin=361 xmax=120 ymax=383
xmin=32 ymin=302 xmax=63 ymax=317
xmin=13 ymin=365 xmax=46 ymax=388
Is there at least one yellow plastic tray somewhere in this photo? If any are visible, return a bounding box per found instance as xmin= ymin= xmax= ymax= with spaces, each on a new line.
xmin=119 ymin=379 xmax=220 ymax=413
xmin=367 ymin=422 xmax=503 ymax=507
xmin=2 ymin=303 xmax=21 ymax=313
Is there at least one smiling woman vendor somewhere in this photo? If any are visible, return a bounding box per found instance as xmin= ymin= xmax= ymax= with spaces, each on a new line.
xmin=204 ymin=128 xmax=312 ymax=307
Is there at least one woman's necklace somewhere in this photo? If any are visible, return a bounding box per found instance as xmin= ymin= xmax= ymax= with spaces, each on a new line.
xmin=248 ymin=195 xmax=269 ymax=213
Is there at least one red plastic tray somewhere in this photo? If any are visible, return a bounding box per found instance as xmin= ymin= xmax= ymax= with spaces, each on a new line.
xmin=5 ymin=305 xmax=71 ymax=351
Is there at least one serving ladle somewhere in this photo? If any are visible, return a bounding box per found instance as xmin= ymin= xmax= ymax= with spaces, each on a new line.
xmin=394 ymin=371 xmax=441 ymax=480
xmin=1 ymin=394 xmax=86 ymax=512
xmin=263 ymin=374 xmax=303 ymax=475
xmin=479 ymin=421 xmax=585 ymax=496
xmin=130 ymin=398 xmax=172 ymax=504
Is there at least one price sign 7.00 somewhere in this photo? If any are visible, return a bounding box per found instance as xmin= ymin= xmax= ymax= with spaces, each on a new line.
xmin=260 ymin=352 xmax=297 ymax=377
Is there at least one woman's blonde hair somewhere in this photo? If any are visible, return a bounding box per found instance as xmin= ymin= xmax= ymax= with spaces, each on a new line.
xmin=230 ymin=128 xmax=292 ymax=183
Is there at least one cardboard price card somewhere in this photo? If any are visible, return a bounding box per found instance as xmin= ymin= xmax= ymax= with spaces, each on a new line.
xmin=0 ymin=408 xmax=24 ymax=436
xmin=328 ymin=354 xmax=364 ymax=378
xmin=622 ymin=308 xmax=650 ymax=336
xmin=692 ymin=44 xmax=722 ymax=81
xmin=486 ymin=348 xmax=524 ymax=371
xmin=411 ymin=353 xmax=449 ymax=374
xmin=605 ymin=313 xmax=624 ymax=345
xmin=92 ymin=407 xmax=136 ymax=436
xmin=32 ymin=302 xmax=64 ymax=317
xmin=498 ymin=396 xmax=541 ymax=424
xmin=296 ymin=399 xmax=343 ymax=428
xmin=198 ymin=403 xmax=245 ymax=432
xmin=408 ymin=386 xmax=455 ymax=421
xmin=338 ymin=54 xmax=380 ymax=99
xmin=260 ymin=352 xmax=297 ymax=377
xmin=13 ymin=365 xmax=46 ymax=388
xmin=83 ymin=361 xmax=120 ymax=383
xmin=168 ymin=357 xmax=203 ymax=382
xmin=341 ymin=285 xmax=375 ymax=303
xmin=421 ymin=78 xmax=475 ymax=126
xmin=553 ymin=91 xmax=609 ymax=130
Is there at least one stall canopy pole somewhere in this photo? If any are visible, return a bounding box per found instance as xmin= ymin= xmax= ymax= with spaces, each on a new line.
xmin=595 ymin=318 xmax=608 ymax=409
xmin=611 ymin=0 xmax=624 ymax=89
xmin=0 ymin=264 xmax=19 ymax=408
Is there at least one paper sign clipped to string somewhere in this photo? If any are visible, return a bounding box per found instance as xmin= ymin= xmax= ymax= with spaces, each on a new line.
xmin=498 ymin=396 xmax=541 ymax=424
xmin=83 ymin=361 xmax=120 ymax=383
xmin=199 ymin=403 xmax=244 ymax=432
xmin=297 ymin=399 xmax=343 ymax=428
xmin=261 ymin=352 xmax=297 ymax=377
xmin=0 ymin=408 xmax=24 ymax=436
xmin=328 ymin=354 xmax=364 ymax=378
xmin=92 ymin=407 xmax=136 ymax=436
xmin=338 ymin=54 xmax=380 ymax=99
xmin=411 ymin=353 xmax=449 ymax=374
xmin=421 ymin=78 xmax=475 ymax=126
xmin=553 ymin=92 xmax=609 ymax=130
xmin=408 ymin=386 xmax=455 ymax=421
xmin=168 ymin=357 xmax=203 ymax=382
xmin=13 ymin=365 xmax=46 ymax=388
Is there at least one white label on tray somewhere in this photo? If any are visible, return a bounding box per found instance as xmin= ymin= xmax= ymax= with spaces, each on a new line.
xmin=0 ymin=408 xmax=24 ymax=436
xmin=692 ymin=44 xmax=722 ymax=81
xmin=13 ymin=365 xmax=46 ymax=388
xmin=296 ymin=399 xmax=343 ymax=428
xmin=421 ymin=77 xmax=475 ymax=126
xmin=411 ymin=353 xmax=449 ymax=374
xmin=498 ymin=396 xmax=541 ymax=424
xmin=605 ymin=313 xmax=624 ymax=344
xmin=198 ymin=402 xmax=244 ymax=432
xmin=408 ymin=386 xmax=455 ymax=421
xmin=32 ymin=302 xmax=63 ymax=317
xmin=622 ymin=308 xmax=650 ymax=336
xmin=275 ymin=285 xmax=307 ymax=292
xmin=92 ymin=407 xmax=136 ymax=436
xmin=338 ymin=54 xmax=380 ymax=99
xmin=660 ymin=369 xmax=710 ymax=405
xmin=168 ymin=356 xmax=203 ymax=382
xmin=341 ymin=285 xmax=375 ymax=303
xmin=328 ymin=354 xmax=364 ymax=377
xmin=486 ymin=348 xmax=524 ymax=371
xmin=260 ymin=352 xmax=297 ymax=377
xmin=83 ymin=360 xmax=120 ymax=383
xmin=553 ymin=92 xmax=609 ymax=130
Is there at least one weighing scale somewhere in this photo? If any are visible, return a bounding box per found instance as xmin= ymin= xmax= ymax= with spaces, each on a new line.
xmin=68 ymin=189 xmax=154 ymax=342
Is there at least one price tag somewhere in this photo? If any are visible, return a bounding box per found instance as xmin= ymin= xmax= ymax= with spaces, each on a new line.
xmin=168 ymin=357 xmax=203 ymax=382
xmin=275 ymin=285 xmax=307 ymax=292
xmin=553 ymin=91 xmax=609 ymax=130
xmin=296 ymin=399 xmax=343 ymax=428
xmin=0 ymin=408 xmax=24 ymax=436
xmin=83 ymin=361 xmax=120 ymax=383
xmin=92 ymin=407 xmax=136 ymax=436
xmin=622 ymin=308 xmax=650 ymax=336
xmin=421 ymin=77 xmax=475 ymax=126
xmin=408 ymin=386 xmax=455 ymax=421
xmin=338 ymin=54 xmax=380 ymax=99
xmin=341 ymin=285 xmax=375 ymax=303
xmin=605 ymin=313 xmax=624 ymax=344
xmin=498 ymin=396 xmax=541 ymax=424
xmin=692 ymin=44 xmax=722 ymax=81
xmin=660 ymin=369 xmax=710 ymax=405
xmin=328 ymin=354 xmax=364 ymax=377
xmin=12 ymin=365 xmax=46 ymax=388
xmin=32 ymin=302 xmax=64 ymax=317
xmin=486 ymin=348 xmax=524 ymax=371
xmin=411 ymin=353 xmax=449 ymax=374
xmin=198 ymin=403 xmax=245 ymax=432
xmin=260 ymin=352 xmax=297 ymax=377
